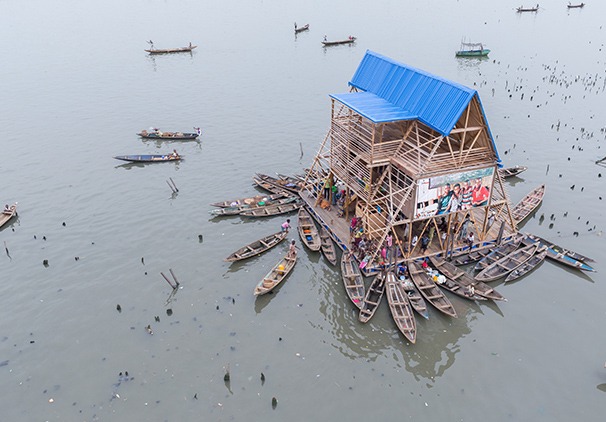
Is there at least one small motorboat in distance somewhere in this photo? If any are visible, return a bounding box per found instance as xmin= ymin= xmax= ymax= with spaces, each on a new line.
xmin=145 ymin=41 xmax=197 ymax=54
xmin=138 ymin=127 xmax=201 ymax=140
xmin=567 ymin=2 xmax=584 ymax=9
xmin=517 ymin=4 xmax=539 ymax=12
xmin=455 ymin=42 xmax=490 ymax=57
xmin=498 ymin=165 xmax=528 ymax=178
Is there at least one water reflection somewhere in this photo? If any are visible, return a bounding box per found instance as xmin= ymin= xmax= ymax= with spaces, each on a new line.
xmin=312 ymin=268 xmax=493 ymax=379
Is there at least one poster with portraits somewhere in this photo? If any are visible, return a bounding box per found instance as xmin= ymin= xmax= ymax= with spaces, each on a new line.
xmin=414 ymin=167 xmax=495 ymax=219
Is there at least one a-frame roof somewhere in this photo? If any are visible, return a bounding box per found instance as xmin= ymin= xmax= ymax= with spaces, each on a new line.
xmin=330 ymin=50 xmax=487 ymax=137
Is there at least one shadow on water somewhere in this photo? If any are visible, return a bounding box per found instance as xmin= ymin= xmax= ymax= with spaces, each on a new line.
xmin=597 ymin=383 xmax=606 ymax=393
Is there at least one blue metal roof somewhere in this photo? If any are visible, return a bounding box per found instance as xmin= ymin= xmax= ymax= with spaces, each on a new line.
xmin=332 ymin=50 xmax=475 ymax=136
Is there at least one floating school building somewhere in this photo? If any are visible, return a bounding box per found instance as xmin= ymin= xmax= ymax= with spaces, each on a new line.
xmin=301 ymin=50 xmax=518 ymax=272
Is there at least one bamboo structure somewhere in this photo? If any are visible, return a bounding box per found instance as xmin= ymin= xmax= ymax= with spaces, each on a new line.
xmin=300 ymin=51 xmax=517 ymax=272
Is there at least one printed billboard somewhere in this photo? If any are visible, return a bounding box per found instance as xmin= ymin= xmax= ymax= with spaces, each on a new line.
xmin=414 ymin=167 xmax=495 ymax=219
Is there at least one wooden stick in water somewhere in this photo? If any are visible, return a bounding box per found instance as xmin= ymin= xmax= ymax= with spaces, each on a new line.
xmin=170 ymin=178 xmax=179 ymax=192
xmin=166 ymin=180 xmax=177 ymax=194
xmin=169 ymin=268 xmax=180 ymax=286
xmin=161 ymin=272 xmax=176 ymax=289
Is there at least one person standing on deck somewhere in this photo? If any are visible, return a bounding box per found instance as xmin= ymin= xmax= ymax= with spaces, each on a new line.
xmin=466 ymin=232 xmax=475 ymax=249
xmin=420 ymin=234 xmax=430 ymax=253
xmin=459 ymin=214 xmax=471 ymax=241
xmin=323 ymin=177 xmax=331 ymax=201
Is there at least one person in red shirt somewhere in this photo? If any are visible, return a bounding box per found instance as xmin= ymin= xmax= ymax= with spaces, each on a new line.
xmin=471 ymin=178 xmax=489 ymax=206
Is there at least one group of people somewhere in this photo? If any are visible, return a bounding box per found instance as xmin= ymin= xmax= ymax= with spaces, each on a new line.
xmin=435 ymin=178 xmax=489 ymax=215
xmin=3 ymin=204 xmax=12 ymax=215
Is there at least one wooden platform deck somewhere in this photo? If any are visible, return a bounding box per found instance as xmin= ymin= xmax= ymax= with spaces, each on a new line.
xmin=301 ymin=189 xmax=517 ymax=274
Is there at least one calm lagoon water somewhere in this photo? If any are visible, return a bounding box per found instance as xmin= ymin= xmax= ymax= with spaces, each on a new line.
xmin=1 ymin=1 xmax=605 ymax=420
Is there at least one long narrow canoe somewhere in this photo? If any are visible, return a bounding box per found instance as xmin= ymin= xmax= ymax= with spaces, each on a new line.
xmin=298 ymin=208 xmax=321 ymax=251
xmin=254 ymin=255 xmax=297 ymax=296
xmin=255 ymin=173 xmax=301 ymax=194
xmin=225 ymin=231 xmax=288 ymax=262
xmin=145 ymin=45 xmax=197 ymax=54
xmin=474 ymin=234 xmax=525 ymax=272
xmin=498 ymin=165 xmax=528 ymax=179
xmin=240 ymin=201 xmax=302 ymax=217
xmin=522 ymin=234 xmax=595 ymax=271
xmin=359 ymin=272 xmax=386 ymax=323
xmin=113 ymin=154 xmax=181 ymax=162
xmin=319 ymin=227 xmax=337 ymax=265
xmin=505 ymin=246 xmax=548 ymax=282
xmin=0 ymin=203 xmax=17 ymax=229
xmin=210 ymin=196 xmax=297 ymax=217
xmin=511 ymin=184 xmax=545 ymax=224
xmin=253 ymin=177 xmax=293 ymax=196
xmin=385 ymin=272 xmax=416 ymax=343
xmin=341 ymin=252 xmax=365 ymax=309
xmin=138 ymin=129 xmax=200 ymax=140
xmin=523 ymin=233 xmax=594 ymax=262
xmin=211 ymin=193 xmax=286 ymax=208
xmin=475 ymin=243 xmax=539 ymax=282
xmin=400 ymin=276 xmax=429 ymax=319
xmin=408 ymin=262 xmax=457 ymax=318
xmin=322 ymin=37 xmax=356 ymax=46
xmin=294 ymin=24 xmax=310 ymax=33
xmin=454 ymin=233 xmax=525 ymax=266
xmin=429 ymin=256 xmax=506 ymax=301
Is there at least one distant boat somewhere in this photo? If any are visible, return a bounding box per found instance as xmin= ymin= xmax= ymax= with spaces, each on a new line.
xmin=567 ymin=2 xmax=585 ymax=8
xmin=322 ymin=36 xmax=356 ymax=46
xmin=511 ymin=184 xmax=545 ymax=224
xmin=294 ymin=23 xmax=309 ymax=34
xmin=498 ymin=165 xmax=528 ymax=178
xmin=138 ymin=128 xmax=200 ymax=140
xmin=0 ymin=203 xmax=17 ymax=229
xmin=455 ymin=42 xmax=490 ymax=57
xmin=517 ymin=4 xmax=539 ymax=12
xmin=145 ymin=42 xmax=197 ymax=54
xmin=113 ymin=154 xmax=181 ymax=162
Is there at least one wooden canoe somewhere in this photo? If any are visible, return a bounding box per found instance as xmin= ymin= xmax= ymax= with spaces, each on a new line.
xmin=145 ymin=44 xmax=197 ymax=54
xmin=522 ymin=233 xmax=596 ymax=271
xmin=517 ymin=5 xmax=539 ymax=12
xmin=408 ymin=262 xmax=457 ymax=318
xmin=429 ymin=256 xmax=506 ymax=302
xmin=138 ymin=129 xmax=200 ymax=139
xmin=341 ymin=252 xmax=365 ymax=309
xmin=358 ymin=272 xmax=386 ymax=323
xmin=0 ymin=203 xmax=17 ymax=229
xmin=505 ymin=246 xmax=548 ymax=282
xmin=475 ymin=243 xmax=539 ymax=282
xmin=319 ymin=227 xmax=337 ymax=265
xmin=453 ymin=244 xmax=497 ymax=266
xmin=511 ymin=184 xmax=545 ymax=224
xmin=255 ymin=173 xmax=302 ymax=194
xmin=523 ymin=233 xmax=594 ymax=263
xmin=426 ymin=261 xmax=488 ymax=301
xmin=474 ymin=233 xmax=526 ymax=272
xmin=253 ymin=177 xmax=293 ymax=196
xmin=385 ymin=272 xmax=416 ymax=343
xmin=298 ymin=208 xmax=321 ymax=251
xmin=399 ymin=276 xmax=429 ymax=319
xmin=211 ymin=193 xmax=286 ymax=208
xmin=322 ymin=37 xmax=356 ymax=46
xmin=498 ymin=165 xmax=528 ymax=178
xmin=294 ymin=24 xmax=309 ymax=33
xmin=113 ymin=154 xmax=181 ymax=162
xmin=210 ymin=196 xmax=297 ymax=216
xmin=567 ymin=2 xmax=584 ymax=8
xmin=254 ymin=255 xmax=297 ymax=296
xmin=239 ymin=200 xmax=302 ymax=217
xmin=225 ymin=231 xmax=288 ymax=262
